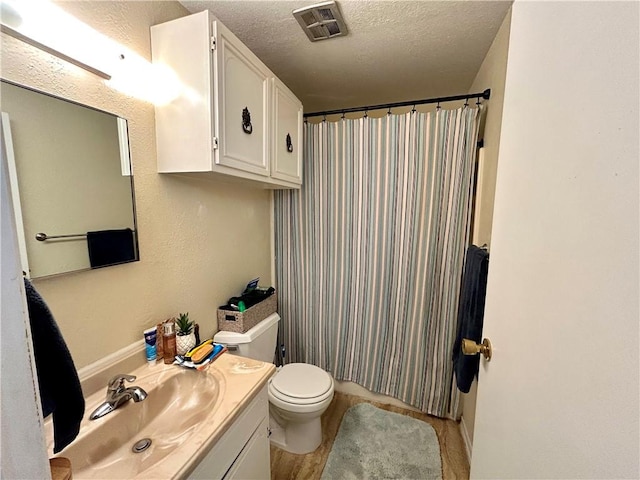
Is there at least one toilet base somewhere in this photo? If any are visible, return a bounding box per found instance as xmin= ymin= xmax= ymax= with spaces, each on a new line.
xmin=268 ymin=414 xmax=322 ymax=455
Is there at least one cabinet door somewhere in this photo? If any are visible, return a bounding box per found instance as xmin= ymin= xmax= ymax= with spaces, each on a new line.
xmin=151 ymin=11 xmax=215 ymax=173
xmin=224 ymin=418 xmax=270 ymax=480
xmin=188 ymin=388 xmax=269 ymax=480
xmin=271 ymin=78 xmax=303 ymax=185
xmin=214 ymin=21 xmax=270 ymax=177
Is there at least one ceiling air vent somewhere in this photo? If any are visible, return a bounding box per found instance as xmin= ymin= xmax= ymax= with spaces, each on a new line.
xmin=293 ymin=1 xmax=348 ymax=42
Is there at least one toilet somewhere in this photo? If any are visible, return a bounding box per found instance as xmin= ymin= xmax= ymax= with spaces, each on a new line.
xmin=213 ymin=313 xmax=334 ymax=454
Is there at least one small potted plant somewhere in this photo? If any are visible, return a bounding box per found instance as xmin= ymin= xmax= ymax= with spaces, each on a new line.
xmin=175 ymin=312 xmax=196 ymax=355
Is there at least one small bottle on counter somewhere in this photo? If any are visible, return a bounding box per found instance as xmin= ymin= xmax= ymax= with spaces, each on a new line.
xmin=143 ymin=327 xmax=157 ymax=365
xmin=156 ymin=323 xmax=164 ymax=360
xmin=163 ymin=320 xmax=177 ymax=364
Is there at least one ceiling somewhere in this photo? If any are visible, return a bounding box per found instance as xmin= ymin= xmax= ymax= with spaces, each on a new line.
xmin=180 ymin=1 xmax=512 ymax=113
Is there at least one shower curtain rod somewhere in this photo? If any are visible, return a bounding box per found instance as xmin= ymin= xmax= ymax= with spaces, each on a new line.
xmin=304 ymin=88 xmax=491 ymax=118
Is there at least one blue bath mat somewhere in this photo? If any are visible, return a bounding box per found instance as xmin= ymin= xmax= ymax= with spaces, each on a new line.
xmin=321 ymin=403 xmax=442 ymax=479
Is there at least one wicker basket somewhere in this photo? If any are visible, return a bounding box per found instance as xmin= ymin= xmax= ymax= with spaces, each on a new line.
xmin=217 ymin=294 xmax=277 ymax=333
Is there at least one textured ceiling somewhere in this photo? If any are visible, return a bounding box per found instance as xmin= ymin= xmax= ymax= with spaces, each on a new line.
xmin=180 ymin=1 xmax=512 ymax=113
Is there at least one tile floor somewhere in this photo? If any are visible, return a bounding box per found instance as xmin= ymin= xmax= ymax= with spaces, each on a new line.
xmin=270 ymin=391 xmax=470 ymax=479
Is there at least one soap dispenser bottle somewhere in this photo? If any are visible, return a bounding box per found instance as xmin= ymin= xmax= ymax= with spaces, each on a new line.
xmin=163 ymin=320 xmax=177 ymax=364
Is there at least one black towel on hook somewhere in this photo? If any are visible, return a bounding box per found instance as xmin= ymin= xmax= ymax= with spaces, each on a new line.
xmin=86 ymin=228 xmax=136 ymax=268
xmin=24 ymin=278 xmax=85 ymax=453
xmin=452 ymin=245 xmax=490 ymax=393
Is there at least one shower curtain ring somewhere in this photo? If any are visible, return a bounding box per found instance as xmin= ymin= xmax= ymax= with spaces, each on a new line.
xmin=411 ymin=104 xmax=416 ymax=113
xmin=323 ymin=114 xmax=327 ymax=123
xmin=436 ymin=101 xmax=441 ymax=111
xmin=387 ymin=107 xmax=391 ymax=116
xmin=364 ymin=110 xmax=368 ymax=118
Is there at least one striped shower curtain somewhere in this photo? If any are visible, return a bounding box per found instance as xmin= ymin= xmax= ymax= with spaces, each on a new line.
xmin=274 ymin=107 xmax=481 ymax=418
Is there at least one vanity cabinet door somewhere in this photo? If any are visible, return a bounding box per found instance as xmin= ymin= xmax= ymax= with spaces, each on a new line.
xmin=187 ymin=387 xmax=269 ymax=480
xmin=214 ymin=21 xmax=270 ymax=177
xmin=224 ymin=418 xmax=270 ymax=480
xmin=271 ymin=77 xmax=303 ymax=185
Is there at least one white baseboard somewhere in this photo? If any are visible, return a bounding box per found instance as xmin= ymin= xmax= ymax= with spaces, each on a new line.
xmin=459 ymin=415 xmax=473 ymax=463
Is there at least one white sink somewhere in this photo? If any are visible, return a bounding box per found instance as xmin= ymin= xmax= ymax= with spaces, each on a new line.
xmin=54 ymin=365 xmax=224 ymax=479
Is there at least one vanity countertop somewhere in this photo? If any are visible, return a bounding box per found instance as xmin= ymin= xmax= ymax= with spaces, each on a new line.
xmin=47 ymin=353 xmax=276 ymax=479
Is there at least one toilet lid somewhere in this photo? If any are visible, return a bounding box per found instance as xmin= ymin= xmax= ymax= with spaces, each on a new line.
xmin=270 ymin=363 xmax=333 ymax=399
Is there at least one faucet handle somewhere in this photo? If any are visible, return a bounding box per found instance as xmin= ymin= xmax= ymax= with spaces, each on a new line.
xmin=107 ymin=374 xmax=137 ymax=392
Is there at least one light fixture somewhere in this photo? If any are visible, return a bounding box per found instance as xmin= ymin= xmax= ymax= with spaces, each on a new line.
xmin=0 ymin=0 xmax=187 ymax=105
xmin=293 ymin=1 xmax=348 ymax=42
xmin=0 ymin=0 xmax=119 ymax=79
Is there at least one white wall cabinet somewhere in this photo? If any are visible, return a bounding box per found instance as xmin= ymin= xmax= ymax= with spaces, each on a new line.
xmin=151 ymin=11 xmax=303 ymax=189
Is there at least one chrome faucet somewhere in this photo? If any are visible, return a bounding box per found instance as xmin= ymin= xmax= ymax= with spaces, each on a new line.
xmin=89 ymin=374 xmax=148 ymax=420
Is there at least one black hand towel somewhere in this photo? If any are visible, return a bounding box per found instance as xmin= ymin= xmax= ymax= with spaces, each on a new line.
xmin=24 ymin=278 xmax=85 ymax=453
xmin=87 ymin=228 xmax=136 ymax=268
xmin=452 ymin=245 xmax=490 ymax=393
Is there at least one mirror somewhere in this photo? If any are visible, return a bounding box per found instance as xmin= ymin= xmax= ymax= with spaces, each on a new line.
xmin=1 ymin=80 xmax=139 ymax=278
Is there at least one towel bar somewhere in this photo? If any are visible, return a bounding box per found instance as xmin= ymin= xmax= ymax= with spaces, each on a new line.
xmin=35 ymin=232 xmax=86 ymax=241
xmin=35 ymin=230 xmax=136 ymax=242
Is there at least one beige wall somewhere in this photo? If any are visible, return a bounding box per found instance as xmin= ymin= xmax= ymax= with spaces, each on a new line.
xmin=1 ymin=1 xmax=272 ymax=367
xmin=460 ymin=8 xmax=512 ymax=450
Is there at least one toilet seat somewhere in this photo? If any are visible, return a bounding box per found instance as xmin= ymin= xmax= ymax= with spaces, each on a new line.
xmin=269 ymin=363 xmax=334 ymax=406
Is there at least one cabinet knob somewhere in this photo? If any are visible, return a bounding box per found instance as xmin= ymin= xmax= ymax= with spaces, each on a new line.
xmin=286 ymin=133 xmax=293 ymax=153
xmin=242 ymin=107 xmax=253 ymax=134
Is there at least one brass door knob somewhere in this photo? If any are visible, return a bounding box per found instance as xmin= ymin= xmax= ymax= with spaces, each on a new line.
xmin=462 ymin=338 xmax=492 ymax=361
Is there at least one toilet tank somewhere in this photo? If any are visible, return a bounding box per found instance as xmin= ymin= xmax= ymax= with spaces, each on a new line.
xmin=213 ymin=313 xmax=280 ymax=363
